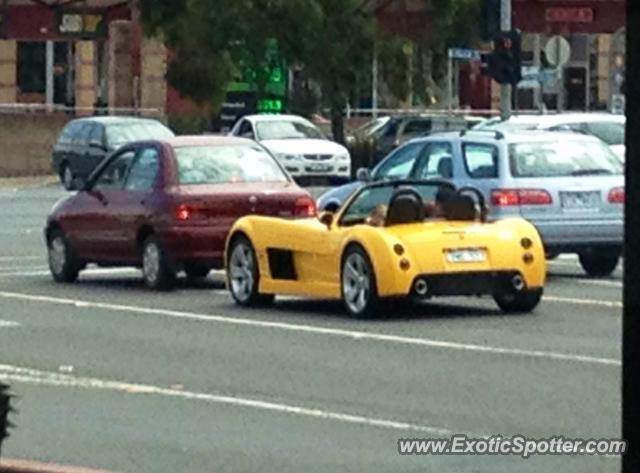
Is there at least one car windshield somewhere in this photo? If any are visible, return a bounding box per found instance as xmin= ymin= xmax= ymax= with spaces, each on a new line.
xmin=340 ymin=182 xmax=452 ymax=226
xmin=509 ymin=140 xmax=623 ymax=178
xmin=105 ymin=122 xmax=174 ymax=147
xmin=255 ymin=120 xmax=324 ymax=140
xmin=175 ymin=144 xmax=288 ymax=185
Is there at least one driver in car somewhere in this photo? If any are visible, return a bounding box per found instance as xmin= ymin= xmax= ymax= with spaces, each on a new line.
xmin=365 ymin=204 xmax=388 ymax=227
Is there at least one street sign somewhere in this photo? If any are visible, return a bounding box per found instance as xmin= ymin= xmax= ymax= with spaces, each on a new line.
xmin=544 ymin=35 xmax=571 ymax=67
xmin=448 ymin=48 xmax=481 ymax=61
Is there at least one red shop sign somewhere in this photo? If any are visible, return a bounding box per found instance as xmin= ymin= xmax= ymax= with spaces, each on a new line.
xmin=545 ymin=7 xmax=594 ymax=23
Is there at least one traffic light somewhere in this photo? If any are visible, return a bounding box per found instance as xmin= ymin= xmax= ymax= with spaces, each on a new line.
xmin=482 ymin=30 xmax=522 ymax=85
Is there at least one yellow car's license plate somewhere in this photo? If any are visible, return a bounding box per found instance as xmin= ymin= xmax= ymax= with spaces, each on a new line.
xmin=446 ymin=248 xmax=487 ymax=263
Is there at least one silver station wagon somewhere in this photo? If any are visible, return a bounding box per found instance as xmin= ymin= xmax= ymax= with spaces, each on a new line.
xmin=318 ymin=130 xmax=624 ymax=276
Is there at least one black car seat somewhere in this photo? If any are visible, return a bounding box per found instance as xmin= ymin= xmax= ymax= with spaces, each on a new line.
xmin=445 ymin=194 xmax=478 ymax=221
xmin=436 ymin=157 xmax=453 ymax=178
xmin=385 ymin=188 xmax=425 ymax=226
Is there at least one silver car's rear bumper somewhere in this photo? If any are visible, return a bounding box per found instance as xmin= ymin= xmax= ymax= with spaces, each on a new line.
xmin=531 ymin=218 xmax=623 ymax=250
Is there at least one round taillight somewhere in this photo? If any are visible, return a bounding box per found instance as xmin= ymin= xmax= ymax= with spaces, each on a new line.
xmin=399 ymin=258 xmax=411 ymax=271
xmin=521 ymin=237 xmax=533 ymax=249
xmin=393 ymin=243 xmax=405 ymax=255
xmin=523 ymin=253 xmax=534 ymax=265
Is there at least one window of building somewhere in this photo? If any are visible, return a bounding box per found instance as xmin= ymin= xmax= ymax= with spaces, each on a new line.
xmin=17 ymin=42 xmax=45 ymax=100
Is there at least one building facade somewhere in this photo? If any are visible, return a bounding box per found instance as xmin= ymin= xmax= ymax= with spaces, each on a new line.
xmin=0 ymin=0 xmax=176 ymax=117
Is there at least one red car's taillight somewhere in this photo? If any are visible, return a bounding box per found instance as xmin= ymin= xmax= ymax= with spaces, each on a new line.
xmin=608 ymin=187 xmax=624 ymax=204
xmin=491 ymin=189 xmax=553 ymax=206
xmin=175 ymin=204 xmax=192 ymax=221
xmin=294 ymin=196 xmax=317 ymax=217
xmin=174 ymin=203 xmax=207 ymax=221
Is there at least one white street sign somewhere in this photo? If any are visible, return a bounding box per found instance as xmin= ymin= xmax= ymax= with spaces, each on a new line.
xmin=544 ymin=36 xmax=571 ymax=67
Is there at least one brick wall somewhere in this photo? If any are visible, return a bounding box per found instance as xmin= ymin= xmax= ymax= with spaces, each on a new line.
xmin=0 ymin=113 xmax=69 ymax=177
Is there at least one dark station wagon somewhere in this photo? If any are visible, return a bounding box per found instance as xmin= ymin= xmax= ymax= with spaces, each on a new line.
xmin=52 ymin=116 xmax=175 ymax=190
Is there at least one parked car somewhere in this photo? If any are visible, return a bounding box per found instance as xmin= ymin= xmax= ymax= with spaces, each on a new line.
xmin=318 ymin=130 xmax=624 ymax=277
xmin=229 ymin=114 xmax=351 ymax=183
xmin=226 ymin=179 xmax=546 ymax=318
xmin=346 ymin=114 xmax=476 ymax=166
xmin=52 ymin=116 xmax=175 ymax=190
xmin=45 ymin=136 xmax=316 ymax=290
xmin=474 ymin=113 xmax=626 ymax=161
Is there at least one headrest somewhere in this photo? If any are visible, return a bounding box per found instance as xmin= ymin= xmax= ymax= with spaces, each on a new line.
xmin=437 ymin=157 xmax=453 ymax=178
xmin=386 ymin=188 xmax=425 ymax=226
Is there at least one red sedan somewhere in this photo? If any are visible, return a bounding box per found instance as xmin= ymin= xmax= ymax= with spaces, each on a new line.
xmin=45 ymin=136 xmax=316 ymax=290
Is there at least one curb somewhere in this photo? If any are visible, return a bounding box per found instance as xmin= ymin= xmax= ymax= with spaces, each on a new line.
xmin=0 ymin=176 xmax=59 ymax=191
xmin=0 ymin=459 xmax=122 ymax=473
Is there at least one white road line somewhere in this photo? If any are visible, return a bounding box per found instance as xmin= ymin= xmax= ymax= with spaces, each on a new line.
xmin=575 ymin=279 xmax=623 ymax=288
xmin=0 ymin=268 xmax=141 ymax=278
xmin=0 ymin=290 xmax=620 ymax=367
xmin=0 ymin=270 xmax=50 ymax=277
xmin=0 ymin=256 xmax=43 ymax=261
xmin=0 ymin=266 xmax=49 ymax=273
xmin=0 ymin=320 xmax=20 ymax=328
xmin=543 ymin=295 xmax=622 ymax=309
xmin=0 ymin=363 xmax=458 ymax=435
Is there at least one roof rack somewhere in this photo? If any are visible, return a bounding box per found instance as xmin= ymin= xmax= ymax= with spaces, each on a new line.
xmin=459 ymin=129 xmax=504 ymax=140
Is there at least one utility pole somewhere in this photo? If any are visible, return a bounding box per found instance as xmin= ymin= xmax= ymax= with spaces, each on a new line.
xmin=500 ymin=0 xmax=512 ymax=120
xmin=372 ymin=50 xmax=378 ymax=119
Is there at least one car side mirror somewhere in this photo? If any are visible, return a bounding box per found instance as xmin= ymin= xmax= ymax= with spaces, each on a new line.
xmin=318 ymin=211 xmax=334 ymax=228
xmin=356 ymin=167 xmax=372 ymax=182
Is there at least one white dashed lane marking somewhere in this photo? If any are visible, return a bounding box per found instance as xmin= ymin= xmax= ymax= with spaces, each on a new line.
xmin=0 ymin=291 xmax=620 ymax=367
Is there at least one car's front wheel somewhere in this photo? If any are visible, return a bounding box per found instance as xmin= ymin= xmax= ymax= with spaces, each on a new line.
xmin=141 ymin=236 xmax=175 ymax=290
xmin=578 ymin=247 xmax=620 ymax=277
xmin=48 ymin=228 xmax=82 ymax=283
xmin=227 ymin=235 xmax=274 ymax=307
xmin=493 ymin=288 xmax=543 ymax=314
xmin=341 ymin=245 xmax=379 ymax=319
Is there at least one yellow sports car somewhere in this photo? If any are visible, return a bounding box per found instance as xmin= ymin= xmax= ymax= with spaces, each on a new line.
xmin=225 ymin=180 xmax=546 ymax=318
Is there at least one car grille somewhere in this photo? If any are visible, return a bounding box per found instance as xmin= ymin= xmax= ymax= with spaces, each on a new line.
xmin=303 ymin=154 xmax=332 ymax=161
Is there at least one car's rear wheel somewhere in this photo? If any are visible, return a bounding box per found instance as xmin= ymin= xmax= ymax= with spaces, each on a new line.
xmin=493 ymin=288 xmax=543 ymax=314
xmin=341 ymin=245 xmax=379 ymax=319
xmin=60 ymin=163 xmax=74 ymax=191
xmin=578 ymin=247 xmax=620 ymax=277
xmin=48 ymin=228 xmax=81 ymax=283
xmin=141 ymin=236 xmax=175 ymax=290
xmin=227 ymin=235 xmax=274 ymax=307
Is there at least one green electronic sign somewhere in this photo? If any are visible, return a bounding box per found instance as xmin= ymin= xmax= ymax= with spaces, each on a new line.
xmin=226 ymin=41 xmax=287 ymax=111
xmin=257 ymin=99 xmax=284 ymax=113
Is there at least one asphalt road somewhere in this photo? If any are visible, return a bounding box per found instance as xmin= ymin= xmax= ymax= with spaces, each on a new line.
xmin=0 ymin=183 xmax=622 ymax=473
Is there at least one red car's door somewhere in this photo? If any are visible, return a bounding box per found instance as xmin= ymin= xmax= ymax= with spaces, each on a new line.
xmin=73 ymin=149 xmax=137 ymax=261
xmin=113 ymin=146 xmax=163 ymax=262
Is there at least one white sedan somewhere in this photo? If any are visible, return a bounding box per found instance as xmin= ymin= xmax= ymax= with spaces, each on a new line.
xmin=475 ymin=113 xmax=626 ymax=161
xmin=229 ymin=114 xmax=351 ymax=181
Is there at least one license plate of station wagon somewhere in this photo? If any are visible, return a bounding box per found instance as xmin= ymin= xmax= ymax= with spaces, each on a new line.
xmin=560 ymin=191 xmax=600 ymax=209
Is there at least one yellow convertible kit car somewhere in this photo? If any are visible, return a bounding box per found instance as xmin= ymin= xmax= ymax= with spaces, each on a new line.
xmin=225 ymin=180 xmax=546 ymax=318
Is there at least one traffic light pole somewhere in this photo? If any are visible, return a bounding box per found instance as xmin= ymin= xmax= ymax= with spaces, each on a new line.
xmin=500 ymin=0 xmax=512 ymax=120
